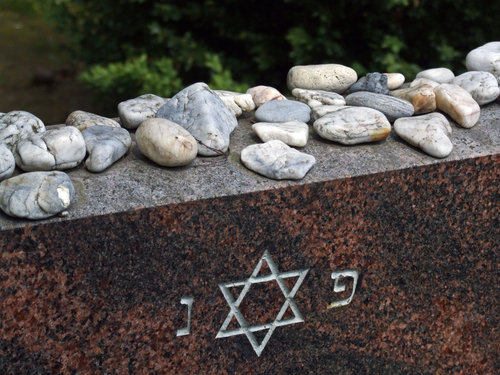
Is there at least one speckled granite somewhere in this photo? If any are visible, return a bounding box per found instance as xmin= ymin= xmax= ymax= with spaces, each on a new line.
xmin=1 ymin=104 xmax=500 ymax=373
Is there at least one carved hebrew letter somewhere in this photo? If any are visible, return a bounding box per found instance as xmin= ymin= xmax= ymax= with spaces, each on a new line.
xmin=327 ymin=270 xmax=359 ymax=309
xmin=176 ymin=297 xmax=194 ymax=337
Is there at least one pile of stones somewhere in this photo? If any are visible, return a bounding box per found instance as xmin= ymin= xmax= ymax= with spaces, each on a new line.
xmin=1 ymin=42 xmax=500 ymax=220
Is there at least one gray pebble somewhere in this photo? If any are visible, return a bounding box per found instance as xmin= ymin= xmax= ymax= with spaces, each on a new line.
xmin=349 ymin=72 xmax=390 ymax=95
xmin=118 ymin=94 xmax=169 ymax=129
xmin=255 ymin=100 xmax=311 ymax=123
xmin=345 ymin=91 xmax=414 ymax=122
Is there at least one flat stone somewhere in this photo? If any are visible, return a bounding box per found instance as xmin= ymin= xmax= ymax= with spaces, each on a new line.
xmin=311 ymin=105 xmax=349 ymax=121
xmin=345 ymin=91 xmax=414 ymax=122
xmin=136 ymin=118 xmax=198 ymax=167
xmin=349 ymin=72 xmax=390 ymax=95
xmin=410 ymin=78 xmax=439 ymax=88
xmin=291 ymin=88 xmax=346 ymax=107
xmin=450 ymin=71 xmax=500 ymax=105
xmin=252 ymin=121 xmax=309 ymax=147
xmin=415 ymin=68 xmax=454 ymax=83
xmin=14 ymin=126 xmax=86 ymax=171
xmin=0 ymin=144 xmax=15 ymax=181
xmin=81 ymin=126 xmax=132 ymax=173
xmin=466 ymin=42 xmax=500 ymax=79
xmin=384 ymin=73 xmax=405 ymax=90
xmin=287 ymin=64 xmax=357 ymax=94
xmin=156 ymin=82 xmax=237 ymax=156
xmin=240 ymin=139 xmax=315 ymax=180
xmin=215 ymin=91 xmax=255 ymax=116
xmin=0 ymin=111 xmax=45 ymax=151
xmin=246 ymin=86 xmax=287 ymax=107
xmin=313 ymin=107 xmax=391 ymax=145
xmin=118 ymin=94 xmax=168 ymax=129
xmin=66 ymin=110 xmax=121 ymax=131
xmin=394 ymin=112 xmax=453 ymax=158
xmin=391 ymin=84 xmax=436 ymax=114
xmin=0 ymin=171 xmax=75 ymax=219
xmin=434 ymin=83 xmax=481 ymax=128
xmin=254 ymin=100 xmax=311 ymax=123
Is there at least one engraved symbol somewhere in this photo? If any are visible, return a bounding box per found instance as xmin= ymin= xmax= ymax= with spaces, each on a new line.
xmin=216 ymin=250 xmax=309 ymax=356
xmin=176 ymin=297 xmax=194 ymax=337
xmin=327 ymin=270 xmax=359 ymax=309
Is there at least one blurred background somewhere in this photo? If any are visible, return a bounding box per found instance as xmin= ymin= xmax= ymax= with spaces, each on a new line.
xmin=1 ymin=0 xmax=499 ymax=124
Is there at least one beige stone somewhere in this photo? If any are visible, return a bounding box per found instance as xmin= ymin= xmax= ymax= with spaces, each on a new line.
xmin=287 ymin=64 xmax=357 ymax=94
xmin=434 ymin=83 xmax=480 ymax=128
xmin=246 ymin=86 xmax=287 ymax=107
xmin=384 ymin=73 xmax=405 ymax=90
xmin=66 ymin=110 xmax=120 ymax=131
xmin=410 ymin=78 xmax=439 ymax=88
xmin=391 ymin=84 xmax=436 ymax=115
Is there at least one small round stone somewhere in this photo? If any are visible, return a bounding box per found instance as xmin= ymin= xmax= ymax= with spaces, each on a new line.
xmin=384 ymin=73 xmax=405 ymax=90
xmin=415 ymin=68 xmax=454 ymax=83
xmin=136 ymin=118 xmax=198 ymax=167
xmin=255 ymin=100 xmax=311 ymax=123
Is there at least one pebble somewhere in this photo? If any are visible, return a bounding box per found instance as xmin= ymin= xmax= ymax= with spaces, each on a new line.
xmin=349 ymin=72 xmax=390 ymax=95
xmin=0 ymin=111 xmax=46 ymax=151
xmin=136 ymin=118 xmax=198 ymax=167
xmin=410 ymin=78 xmax=439 ymax=88
xmin=287 ymin=64 xmax=357 ymax=94
xmin=434 ymin=83 xmax=480 ymax=128
xmin=81 ymin=126 xmax=132 ymax=172
xmin=394 ymin=113 xmax=452 ymax=158
xmin=215 ymin=90 xmax=255 ymax=117
xmin=345 ymin=91 xmax=414 ymax=122
xmin=246 ymin=86 xmax=287 ymax=107
xmin=156 ymin=82 xmax=237 ymax=156
xmin=415 ymin=68 xmax=454 ymax=83
xmin=240 ymin=140 xmax=315 ymax=180
xmin=66 ymin=110 xmax=121 ymax=131
xmin=118 ymin=94 xmax=169 ymax=129
xmin=313 ymin=107 xmax=391 ymax=145
xmin=0 ymin=144 xmax=15 ymax=181
xmin=14 ymin=126 xmax=86 ymax=171
xmin=0 ymin=171 xmax=75 ymax=219
xmin=466 ymin=42 xmax=500 ymax=79
xmin=291 ymin=88 xmax=346 ymax=107
xmin=391 ymin=84 xmax=436 ymax=114
xmin=311 ymin=105 xmax=349 ymax=121
xmin=449 ymin=71 xmax=500 ymax=105
xmin=254 ymin=100 xmax=311 ymax=123
xmin=252 ymin=121 xmax=309 ymax=147
xmin=384 ymin=73 xmax=405 ymax=90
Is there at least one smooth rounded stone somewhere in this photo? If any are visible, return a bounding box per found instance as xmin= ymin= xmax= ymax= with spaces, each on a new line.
xmin=14 ymin=126 xmax=86 ymax=171
xmin=394 ymin=113 xmax=452 ymax=158
xmin=311 ymin=105 xmax=350 ymax=121
xmin=291 ymin=88 xmax=346 ymax=108
xmin=415 ymin=68 xmax=454 ymax=83
xmin=118 ymin=94 xmax=168 ymax=129
xmin=449 ymin=71 xmax=500 ymax=105
xmin=287 ymin=64 xmax=357 ymax=94
xmin=240 ymin=140 xmax=315 ymax=180
xmin=156 ymin=83 xmax=237 ymax=156
xmin=81 ymin=126 xmax=132 ymax=172
xmin=246 ymin=86 xmax=287 ymax=107
xmin=410 ymin=78 xmax=439 ymax=88
xmin=466 ymin=42 xmax=500 ymax=79
xmin=254 ymin=100 xmax=311 ymax=123
xmin=384 ymin=73 xmax=405 ymax=90
xmin=0 ymin=144 xmax=15 ymax=181
xmin=215 ymin=91 xmax=255 ymax=115
xmin=252 ymin=121 xmax=309 ymax=147
xmin=66 ymin=110 xmax=121 ymax=131
xmin=0 ymin=111 xmax=46 ymax=151
xmin=313 ymin=107 xmax=391 ymax=145
xmin=391 ymin=84 xmax=436 ymax=114
xmin=136 ymin=118 xmax=197 ymax=167
xmin=434 ymin=83 xmax=480 ymax=128
xmin=0 ymin=171 xmax=75 ymax=219
xmin=349 ymin=72 xmax=390 ymax=95
xmin=345 ymin=91 xmax=414 ymax=122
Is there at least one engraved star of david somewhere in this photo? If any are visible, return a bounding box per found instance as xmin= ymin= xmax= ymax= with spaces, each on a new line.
xmin=216 ymin=250 xmax=309 ymax=356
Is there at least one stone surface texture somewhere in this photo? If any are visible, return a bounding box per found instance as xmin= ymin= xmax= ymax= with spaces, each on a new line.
xmin=215 ymin=91 xmax=255 ymax=116
xmin=313 ymin=107 xmax=391 ymax=145
xmin=0 ymin=111 xmax=46 ymax=151
xmin=254 ymin=100 xmax=311 ymax=123
xmin=410 ymin=78 xmax=439 ymax=88
xmin=246 ymin=86 xmax=287 ymax=107
xmin=434 ymin=83 xmax=481 ymax=128
xmin=240 ymin=139 xmax=315 ymax=179
xmin=118 ymin=94 xmax=168 ymax=129
xmin=466 ymin=42 xmax=500 ymax=79
xmin=0 ymin=143 xmax=15 ymax=181
xmin=287 ymin=64 xmax=357 ymax=93
xmin=156 ymin=82 xmax=237 ymax=156
xmin=391 ymin=84 xmax=436 ymax=114
xmin=252 ymin=121 xmax=309 ymax=147
xmin=311 ymin=105 xmax=349 ymax=121
xmin=291 ymin=88 xmax=346 ymax=107
xmin=345 ymin=91 xmax=414 ymax=122
xmin=81 ymin=126 xmax=132 ymax=173
xmin=348 ymin=72 xmax=390 ymax=95
xmin=450 ymin=71 xmax=500 ymax=105
xmin=415 ymin=67 xmax=455 ymax=83
xmin=394 ymin=112 xmax=453 ymax=158
xmin=66 ymin=110 xmax=121 ymax=131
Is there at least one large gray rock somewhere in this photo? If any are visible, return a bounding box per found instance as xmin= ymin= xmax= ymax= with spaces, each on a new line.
xmin=118 ymin=94 xmax=169 ymax=129
xmin=0 ymin=171 xmax=75 ymax=219
xmin=156 ymin=82 xmax=238 ymax=156
xmin=66 ymin=110 xmax=121 ymax=131
xmin=14 ymin=126 xmax=86 ymax=171
xmin=241 ymin=140 xmax=315 ymax=180
xmin=0 ymin=144 xmax=15 ymax=181
xmin=345 ymin=91 xmax=414 ymax=122
xmin=255 ymin=100 xmax=311 ymax=123
xmin=0 ymin=111 xmax=46 ymax=151
xmin=81 ymin=126 xmax=132 ymax=172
